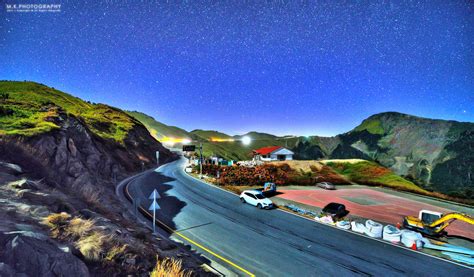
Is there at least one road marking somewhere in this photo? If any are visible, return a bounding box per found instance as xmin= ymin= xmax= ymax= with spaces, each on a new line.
xmin=124 ymin=172 xmax=255 ymax=277
xmin=180 ymin=159 xmax=473 ymax=270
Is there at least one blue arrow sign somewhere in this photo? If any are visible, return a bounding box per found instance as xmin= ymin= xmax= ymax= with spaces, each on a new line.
xmin=148 ymin=189 xmax=161 ymax=200
xmin=148 ymin=199 xmax=160 ymax=211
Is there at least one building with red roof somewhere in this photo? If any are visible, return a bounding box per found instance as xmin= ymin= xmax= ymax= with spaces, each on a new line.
xmin=252 ymin=146 xmax=294 ymax=161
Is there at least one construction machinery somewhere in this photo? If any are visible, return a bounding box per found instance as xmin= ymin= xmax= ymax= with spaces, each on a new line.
xmin=403 ymin=209 xmax=474 ymax=237
xmin=255 ymin=182 xmax=277 ymax=196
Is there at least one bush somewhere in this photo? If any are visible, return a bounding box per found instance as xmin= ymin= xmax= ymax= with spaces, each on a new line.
xmin=150 ymin=256 xmax=191 ymax=277
xmin=66 ymin=217 xmax=95 ymax=238
xmin=42 ymin=212 xmax=71 ymax=238
xmin=0 ymin=92 xmax=9 ymax=100
xmin=73 ymin=183 xmax=101 ymax=207
xmin=76 ymin=231 xmax=111 ymax=261
xmin=43 ymin=213 xmax=124 ymax=263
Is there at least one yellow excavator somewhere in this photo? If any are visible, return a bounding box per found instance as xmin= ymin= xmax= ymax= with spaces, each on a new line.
xmin=403 ymin=210 xmax=474 ymax=237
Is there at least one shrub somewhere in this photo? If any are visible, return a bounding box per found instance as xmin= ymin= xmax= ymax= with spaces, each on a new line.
xmin=42 ymin=212 xmax=71 ymax=238
xmin=66 ymin=217 xmax=95 ymax=238
xmin=74 ymin=184 xmax=101 ymax=206
xmin=43 ymin=213 xmax=126 ymax=263
xmin=75 ymin=231 xmax=110 ymax=261
xmin=0 ymin=92 xmax=9 ymax=100
xmin=150 ymin=256 xmax=191 ymax=277
xmin=106 ymin=244 xmax=127 ymax=261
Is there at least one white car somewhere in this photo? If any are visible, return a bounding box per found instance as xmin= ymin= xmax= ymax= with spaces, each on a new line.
xmin=240 ymin=190 xmax=273 ymax=209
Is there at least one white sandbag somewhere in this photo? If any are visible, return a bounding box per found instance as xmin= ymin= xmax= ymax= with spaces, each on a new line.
xmin=364 ymin=220 xmax=383 ymax=238
xmin=351 ymin=221 xmax=367 ymax=234
xmin=315 ymin=215 xmax=334 ymax=225
xmin=336 ymin=220 xmax=351 ymax=230
xmin=401 ymin=230 xmax=423 ymax=249
xmin=382 ymin=225 xmax=401 ymax=243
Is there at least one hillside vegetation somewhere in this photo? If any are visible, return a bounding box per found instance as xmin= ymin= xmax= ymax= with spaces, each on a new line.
xmin=0 ymin=81 xmax=137 ymax=142
xmin=322 ymin=160 xmax=428 ymax=194
xmin=126 ymin=111 xmax=191 ymax=141
xmin=127 ymin=105 xmax=474 ymax=199
xmin=0 ymin=81 xmax=209 ymax=276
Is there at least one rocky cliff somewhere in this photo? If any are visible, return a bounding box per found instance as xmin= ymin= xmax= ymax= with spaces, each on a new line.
xmin=0 ymin=81 xmax=211 ymax=276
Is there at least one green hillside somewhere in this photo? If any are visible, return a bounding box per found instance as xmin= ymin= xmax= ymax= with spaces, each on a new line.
xmin=0 ymin=81 xmax=137 ymax=142
xmin=130 ymin=110 xmax=473 ymax=199
xmin=332 ymin=112 xmax=474 ymax=197
xmin=191 ymin=129 xmax=233 ymax=140
xmin=128 ymin=111 xmax=336 ymax=160
xmin=126 ymin=111 xmax=191 ymax=140
xmin=324 ymin=160 xmax=428 ymax=194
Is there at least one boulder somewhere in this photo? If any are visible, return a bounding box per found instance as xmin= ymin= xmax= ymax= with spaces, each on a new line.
xmin=0 ymin=232 xmax=90 ymax=277
xmin=67 ymin=138 xmax=78 ymax=157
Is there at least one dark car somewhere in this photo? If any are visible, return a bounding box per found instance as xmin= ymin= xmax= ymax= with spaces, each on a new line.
xmin=322 ymin=202 xmax=349 ymax=219
xmin=316 ymin=182 xmax=336 ymax=190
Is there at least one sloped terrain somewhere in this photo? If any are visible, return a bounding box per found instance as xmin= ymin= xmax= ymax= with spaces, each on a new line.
xmin=130 ymin=110 xmax=473 ymax=199
xmin=331 ymin=112 xmax=474 ymax=197
xmin=126 ymin=111 xmax=191 ymax=142
xmin=0 ymin=81 xmax=211 ymax=276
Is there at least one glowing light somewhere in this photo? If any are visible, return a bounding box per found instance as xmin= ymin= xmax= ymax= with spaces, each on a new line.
xmin=210 ymin=137 xmax=235 ymax=142
xmin=241 ymin=136 xmax=251 ymax=145
xmin=161 ymin=136 xmax=192 ymax=145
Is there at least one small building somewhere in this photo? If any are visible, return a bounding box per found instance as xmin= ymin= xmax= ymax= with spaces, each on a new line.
xmin=252 ymin=146 xmax=294 ymax=161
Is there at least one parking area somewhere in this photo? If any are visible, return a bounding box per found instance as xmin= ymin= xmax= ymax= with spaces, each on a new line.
xmin=277 ymin=187 xmax=474 ymax=240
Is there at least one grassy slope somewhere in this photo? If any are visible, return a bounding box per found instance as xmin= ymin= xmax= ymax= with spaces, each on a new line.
xmin=128 ymin=111 xmax=307 ymax=160
xmin=323 ymin=160 xmax=429 ymax=194
xmin=0 ymin=81 xmax=137 ymax=142
xmin=353 ymin=118 xmax=385 ymax=135
xmin=190 ymin=129 xmax=233 ymax=140
xmin=272 ymin=159 xmax=427 ymax=193
xmin=126 ymin=111 xmax=191 ymax=140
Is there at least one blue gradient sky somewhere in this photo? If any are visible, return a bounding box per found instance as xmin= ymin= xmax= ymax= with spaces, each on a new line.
xmin=1 ymin=1 xmax=473 ymax=136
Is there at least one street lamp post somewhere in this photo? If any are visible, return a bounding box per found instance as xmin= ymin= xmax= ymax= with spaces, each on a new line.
xmin=199 ymin=142 xmax=203 ymax=179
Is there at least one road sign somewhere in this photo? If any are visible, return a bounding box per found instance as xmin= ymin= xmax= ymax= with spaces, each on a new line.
xmin=148 ymin=189 xmax=161 ymax=234
xmin=148 ymin=199 xmax=160 ymax=211
xmin=183 ymin=145 xmax=196 ymax=152
xmin=148 ymin=189 xmax=161 ymax=200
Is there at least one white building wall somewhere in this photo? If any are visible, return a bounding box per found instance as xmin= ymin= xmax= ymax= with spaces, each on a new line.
xmin=269 ymin=153 xmax=293 ymax=160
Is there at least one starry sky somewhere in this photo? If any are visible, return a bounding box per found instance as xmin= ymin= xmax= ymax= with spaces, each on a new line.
xmin=1 ymin=1 xmax=473 ymax=136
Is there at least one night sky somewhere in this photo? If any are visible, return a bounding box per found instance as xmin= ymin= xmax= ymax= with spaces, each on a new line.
xmin=1 ymin=1 xmax=473 ymax=136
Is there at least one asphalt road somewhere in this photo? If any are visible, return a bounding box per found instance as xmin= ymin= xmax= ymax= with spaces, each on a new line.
xmin=123 ymin=157 xmax=473 ymax=276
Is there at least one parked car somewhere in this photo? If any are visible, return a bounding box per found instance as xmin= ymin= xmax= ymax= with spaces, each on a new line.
xmin=316 ymin=182 xmax=336 ymax=190
xmin=240 ymin=190 xmax=274 ymax=209
xmin=322 ymin=202 xmax=348 ymax=219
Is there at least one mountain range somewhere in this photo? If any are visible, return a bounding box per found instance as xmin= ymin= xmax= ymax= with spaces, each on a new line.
xmin=0 ymin=80 xmax=471 ymax=202
xmin=128 ymin=111 xmax=474 ymax=199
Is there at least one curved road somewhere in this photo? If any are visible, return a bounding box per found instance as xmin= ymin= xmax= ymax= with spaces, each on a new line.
xmin=122 ymin=157 xmax=472 ymax=276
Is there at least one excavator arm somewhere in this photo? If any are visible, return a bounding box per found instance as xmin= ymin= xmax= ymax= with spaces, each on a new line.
xmin=428 ymin=213 xmax=474 ymax=233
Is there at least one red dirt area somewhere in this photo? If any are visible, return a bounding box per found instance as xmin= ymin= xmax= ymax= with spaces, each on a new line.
xmin=278 ymin=188 xmax=474 ymax=239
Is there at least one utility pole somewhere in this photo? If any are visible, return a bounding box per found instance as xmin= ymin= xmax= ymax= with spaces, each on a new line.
xmin=199 ymin=142 xmax=203 ymax=179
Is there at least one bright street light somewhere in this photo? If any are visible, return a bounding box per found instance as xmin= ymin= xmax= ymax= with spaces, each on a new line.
xmin=241 ymin=136 xmax=251 ymax=145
